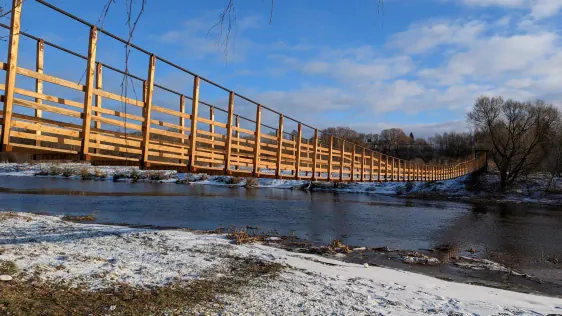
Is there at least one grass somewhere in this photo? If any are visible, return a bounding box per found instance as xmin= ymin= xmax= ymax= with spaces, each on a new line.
xmin=0 ymin=257 xmax=282 ymax=315
xmin=0 ymin=260 xmax=18 ymax=276
xmin=0 ymin=212 xmax=33 ymax=222
xmin=80 ymin=167 xmax=92 ymax=180
xmin=61 ymin=213 xmax=97 ymax=222
xmin=61 ymin=167 xmax=74 ymax=178
xmin=245 ymin=178 xmax=258 ymax=188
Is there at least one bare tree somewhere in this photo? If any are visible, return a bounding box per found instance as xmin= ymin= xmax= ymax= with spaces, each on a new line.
xmin=467 ymin=96 xmax=560 ymax=190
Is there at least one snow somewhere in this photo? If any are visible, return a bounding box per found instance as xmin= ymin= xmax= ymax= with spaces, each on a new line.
xmin=1 ymin=212 xmax=560 ymax=314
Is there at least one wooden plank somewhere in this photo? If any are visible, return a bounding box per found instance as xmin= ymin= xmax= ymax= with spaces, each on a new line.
xmin=90 ymin=133 xmax=141 ymax=148
xmin=10 ymin=143 xmax=78 ymax=154
xmin=198 ymin=117 xmax=227 ymax=128
xmin=94 ymin=63 xmax=102 ymax=153
xmin=141 ymin=55 xmax=156 ymax=165
xmin=152 ymin=104 xmax=191 ymax=120
xmin=360 ymin=147 xmax=365 ymax=182
xmin=327 ymin=136 xmax=333 ymax=181
xmin=150 ymin=127 xmax=190 ymax=140
xmin=90 ymin=142 xmax=142 ymax=155
xmin=275 ymin=114 xmax=283 ymax=178
xmin=340 ymin=141 xmax=345 ymax=181
xmin=80 ymin=26 xmax=97 ymax=159
xmin=188 ymin=76 xmax=200 ymax=170
xmin=150 ymin=119 xmax=190 ymax=132
xmin=14 ymin=98 xmax=82 ymax=118
xmin=14 ymin=87 xmax=83 ymax=109
xmin=91 ymin=115 xmax=142 ymax=131
xmin=12 ymin=112 xmax=82 ymax=131
xmin=294 ymin=122 xmax=302 ymax=178
xmin=311 ymin=129 xmax=318 ymax=180
xmin=10 ymin=131 xmax=81 ymax=146
xmin=370 ymin=151 xmax=375 ymax=182
xmin=35 ymin=39 xmax=44 ymax=146
xmin=92 ymin=106 xmax=144 ymax=122
xmin=93 ymin=88 xmax=144 ymax=107
xmin=209 ymin=107 xmax=215 ymax=167
xmin=17 ymin=67 xmax=85 ymax=91
xmin=12 ymin=118 xmax=81 ymax=138
xmin=351 ymin=145 xmax=356 ymax=181
xmin=1 ymin=0 xmax=22 ymax=150
xmin=224 ymin=91 xmax=235 ymax=172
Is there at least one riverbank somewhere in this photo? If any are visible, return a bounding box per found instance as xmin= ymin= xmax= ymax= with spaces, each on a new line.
xmin=1 ymin=211 xmax=560 ymax=314
xmin=1 ymin=162 xmax=562 ymax=206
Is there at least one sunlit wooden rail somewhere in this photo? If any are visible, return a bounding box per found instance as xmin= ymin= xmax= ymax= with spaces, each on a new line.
xmin=0 ymin=0 xmax=486 ymax=181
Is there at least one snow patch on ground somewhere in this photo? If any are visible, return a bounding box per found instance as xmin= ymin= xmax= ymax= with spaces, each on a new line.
xmin=1 ymin=212 xmax=560 ymax=315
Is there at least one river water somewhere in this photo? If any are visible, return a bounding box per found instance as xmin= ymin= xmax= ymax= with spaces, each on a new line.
xmin=1 ymin=176 xmax=561 ymax=265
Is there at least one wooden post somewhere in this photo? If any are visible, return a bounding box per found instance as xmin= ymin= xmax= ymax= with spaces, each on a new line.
xmin=397 ymin=159 xmax=401 ymax=182
xmin=34 ymin=39 xmax=44 ymax=147
xmin=209 ymin=106 xmax=215 ymax=167
xmin=252 ymin=105 xmax=262 ymax=177
xmin=275 ymin=115 xmax=284 ymax=178
xmin=377 ymin=152 xmax=382 ymax=182
xmin=340 ymin=140 xmax=345 ymax=181
xmin=188 ymin=76 xmax=200 ymax=171
xmin=1 ymin=0 xmax=23 ymax=151
xmin=370 ymin=151 xmax=375 ymax=182
xmin=311 ymin=129 xmax=318 ymax=180
xmin=235 ymin=115 xmax=240 ymax=170
xmin=360 ymin=148 xmax=365 ymax=182
xmin=80 ymin=26 xmax=98 ymax=160
xmin=385 ymin=155 xmax=389 ymax=182
xmin=140 ymin=54 xmax=156 ymax=167
xmin=293 ymin=123 xmax=302 ymax=178
xmin=178 ymin=94 xmax=185 ymax=163
xmin=328 ymin=136 xmax=334 ymax=181
xmin=351 ymin=145 xmax=356 ymax=181
xmin=390 ymin=157 xmax=395 ymax=181
xmin=224 ymin=91 xmax=235 ymax=173
xmin=93 ymin=62 xmax=103 ymax=153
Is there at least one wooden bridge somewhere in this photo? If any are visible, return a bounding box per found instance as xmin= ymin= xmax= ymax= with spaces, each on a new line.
xmin=0 ymin=0 xmax=486 ymax=182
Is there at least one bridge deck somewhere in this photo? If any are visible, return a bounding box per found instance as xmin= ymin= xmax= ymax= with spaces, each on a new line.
xmin=0 ymin=0 xmax=486 ymax=182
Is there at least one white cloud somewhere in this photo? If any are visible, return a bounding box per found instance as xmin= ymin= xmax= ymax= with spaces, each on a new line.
xmin=457 ymin=0 xmax=562 ymax=19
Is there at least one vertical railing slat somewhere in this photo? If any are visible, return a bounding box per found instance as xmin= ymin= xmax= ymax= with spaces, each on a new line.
xmin=188 ymin=76 xmax=200 ymax=171
xmin=34 ymin=39 xmax=44 ymax=146
xmin=275 ymin=114 xmax=284 ymax=178
xmin=311 ymin=129 xmax=318 ymax=180
xmin=252 ymin=104 xmax=262 ymax=177
xmin=140 ymin=54 xmax=156 ymax=167
xmin=224 ymin=91 xmax=235 ymax=173
xmin=80 ymin=26 xmax=98 ymax=160
xmin=0 ymin=0 xmax=23 ymax=151
xmin=328 ymin=136 xmax=334 ymax=181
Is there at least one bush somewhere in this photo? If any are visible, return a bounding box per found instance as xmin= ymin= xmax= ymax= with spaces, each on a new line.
xmin=148 ymin=171 xmax=169 ymax=181
xmin=80 ymin=168 xmax=92 ymax=180
xmin=61 ymin=167 xmax=74 ymax=178
xmin=229 ymin=176 xmax=244 ymax=184
xmin=130 ymin=169 xmax=141 ymax=181
xmin=0 ymin=260 xmax=18 ymax=275
xmin=245 ymin=178 xmax=258 ymax=188
xmin=94 ymin=168 xmax=108 ymax=179
xmin=49 ymin=165 xmax=63 ymax=176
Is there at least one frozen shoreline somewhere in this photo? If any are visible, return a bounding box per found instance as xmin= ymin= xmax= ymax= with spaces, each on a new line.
xmin=1 ymin=162 xmax=562 ymax=206
xmin=1 ymin=211 xmax=561 ymax=314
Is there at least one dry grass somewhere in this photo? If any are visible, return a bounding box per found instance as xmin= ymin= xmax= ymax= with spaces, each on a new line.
xmin=0 ymin=212 xmax=33 ymax=222
xmin=226 ymin=228 xmax=265 ymax=245
xmin=0 ymin=260 xmax=18 ymax=275
xmin=80 ymin=167 xmax=92 ymax=180
xmin=0 ymin=257 xmax=282 ymax=315
xmin=245 ymin=178 xmax=258 ymax=188
xmin=61 ymin=214 xmax=97 ymax=222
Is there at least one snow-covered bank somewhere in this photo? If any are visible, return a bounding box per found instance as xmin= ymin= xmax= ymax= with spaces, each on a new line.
xmin=0 ymin=212 xmax=561 ymax=314
xmin=1 ymin=162 xmax=562 ymax=206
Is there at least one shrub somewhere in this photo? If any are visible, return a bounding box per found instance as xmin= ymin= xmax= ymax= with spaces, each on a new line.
xmin=49 ymin=165 xmax=63 ymax=176
xmin=61 ymin=167 xmax=74 ymax=178
xmin=245 ymin=178 xmax=258 ymax=188
xmin=80 ymin=167 xmax=92 ymax=180
xmin=0 ymin=260 xmax=18 ymax=275
xmin=94 ymin=168 xmax=108 ymax=179
xmin=149 ymin=171 xmax=169 ymax=181
xmin=130 ymin=169 xmax=141 ymax=181
xmin=229 ymin=176 xmax=244 ymax=184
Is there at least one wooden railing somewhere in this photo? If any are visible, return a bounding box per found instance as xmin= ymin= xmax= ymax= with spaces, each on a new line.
xmin=0 ymin=0 xmax=487 ymax=181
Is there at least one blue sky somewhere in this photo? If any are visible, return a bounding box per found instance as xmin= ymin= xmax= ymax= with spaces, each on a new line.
xmin=2 ymin=0 xmax=562 ymax=138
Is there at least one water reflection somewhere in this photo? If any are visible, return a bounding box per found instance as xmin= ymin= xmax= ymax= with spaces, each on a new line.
xmin=1 ymin=176 xmax=561 ymax=266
